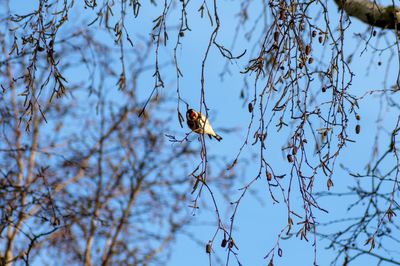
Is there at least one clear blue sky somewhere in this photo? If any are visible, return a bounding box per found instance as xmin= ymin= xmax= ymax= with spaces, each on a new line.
xmin=6 ymin=0 xmax=399 ymax=265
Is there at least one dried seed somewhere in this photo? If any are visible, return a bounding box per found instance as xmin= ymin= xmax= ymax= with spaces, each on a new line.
xmin=248 ymin=102 xmax=253 ymax=113
xmin=221 ymin=239 xmax=227 ymax=248
xmin=206 ymin=243 xmax=212 ymax=253
xmin=312 ymin=30 xmax=317 ymax=38
xmin=274 ymin=31 xmax=280 ymax=42
xmin=267 ymin=172 xmax=272 ymax=181
xmin=305 ymin=45 xmax=311 ymax=55
xmin=228 ymin=239 xmax=234 ymax=249
xmin=327 ymin=178 xmax=334 ymax=190
xmin=279 ymin=10 xmax=286 ymax=20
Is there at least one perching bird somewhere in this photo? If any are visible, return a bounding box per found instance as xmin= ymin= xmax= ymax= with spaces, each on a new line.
xmin=186 ymin=109 xmax=222 ymax=141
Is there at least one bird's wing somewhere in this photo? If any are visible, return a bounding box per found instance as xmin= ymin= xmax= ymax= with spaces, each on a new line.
xmin=199 ymin=114 xmax=217 ymax=136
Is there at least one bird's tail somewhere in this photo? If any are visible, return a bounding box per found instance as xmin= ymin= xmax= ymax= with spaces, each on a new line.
xmin=213 ymin=134 xmax=222 ymax=142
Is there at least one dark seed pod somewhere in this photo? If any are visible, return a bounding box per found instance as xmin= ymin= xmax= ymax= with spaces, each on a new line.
xmin=228 ymin=239 xmax=234 ymax=249
xmin=355 ymin=125 xmax=361 ymax=134
xmin=38 ymin=46 xmax=45 ymax=52
xmin=327 ymin=178 xmax=334 ymax=189
xmin=299 ymin=62 xmax=304 ymax=69
xmin=308 ymin=57 xmax=314 ymax=64
xmin=292 ymin=146 xmax=297 ymax=155
xmin=248 ymin=102 xmax=253 ymax=113
xmin=319 ymin=36 xmax=323 ymax=43
xmin=267 ymin=172 xmax=272 ymax=181
xmin=279 ymin=10 xmax=286 ymax=20
xmin=221 ymin=239 xmax=227 ymax=248
xmin=179 ymin=31 xmax=185 ymax=37
xmin=274 ymin=31 xmax=280 ymax=42
xmin=287 ymin=154 xmax=293 ymax=163
xmin=322 ymin=85 xmax=327 ymax=92
xmin=305 ymin=45 xmax=311 ymax=55
xmin=356 ymin=114 xmax=360 ymax=120
xmin=312 ymin=30 xmax=317 ymax=38
xmin=373 ymin=30 xmax=377 ymax=36
xmin=206 ymin=243 xmax=212 ymax=253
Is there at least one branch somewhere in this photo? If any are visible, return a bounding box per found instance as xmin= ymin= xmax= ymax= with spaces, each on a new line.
xmin=334 ymin=0 xmax=400 ymax=29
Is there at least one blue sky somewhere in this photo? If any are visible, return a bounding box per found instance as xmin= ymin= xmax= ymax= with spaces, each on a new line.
xmin=159 ymin=1 xmax=400 ymax=266
xmin=5 ymin=0 xmax=400 ymax=265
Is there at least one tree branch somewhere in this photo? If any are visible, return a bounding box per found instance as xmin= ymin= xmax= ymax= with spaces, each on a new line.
xmin=334 ymin=0 xmax=400 ymax=29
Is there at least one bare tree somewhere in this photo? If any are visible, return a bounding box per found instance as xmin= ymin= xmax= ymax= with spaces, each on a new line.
xmin=1 ymin=0 xmax=400 ymax=265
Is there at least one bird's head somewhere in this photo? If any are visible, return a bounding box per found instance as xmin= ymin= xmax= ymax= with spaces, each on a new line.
xmin=186 ymin=109 xmax=198 ymax=121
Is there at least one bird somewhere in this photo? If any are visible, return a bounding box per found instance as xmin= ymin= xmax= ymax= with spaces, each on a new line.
xmin=186 ymin=109 xmax=222 ymax=141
